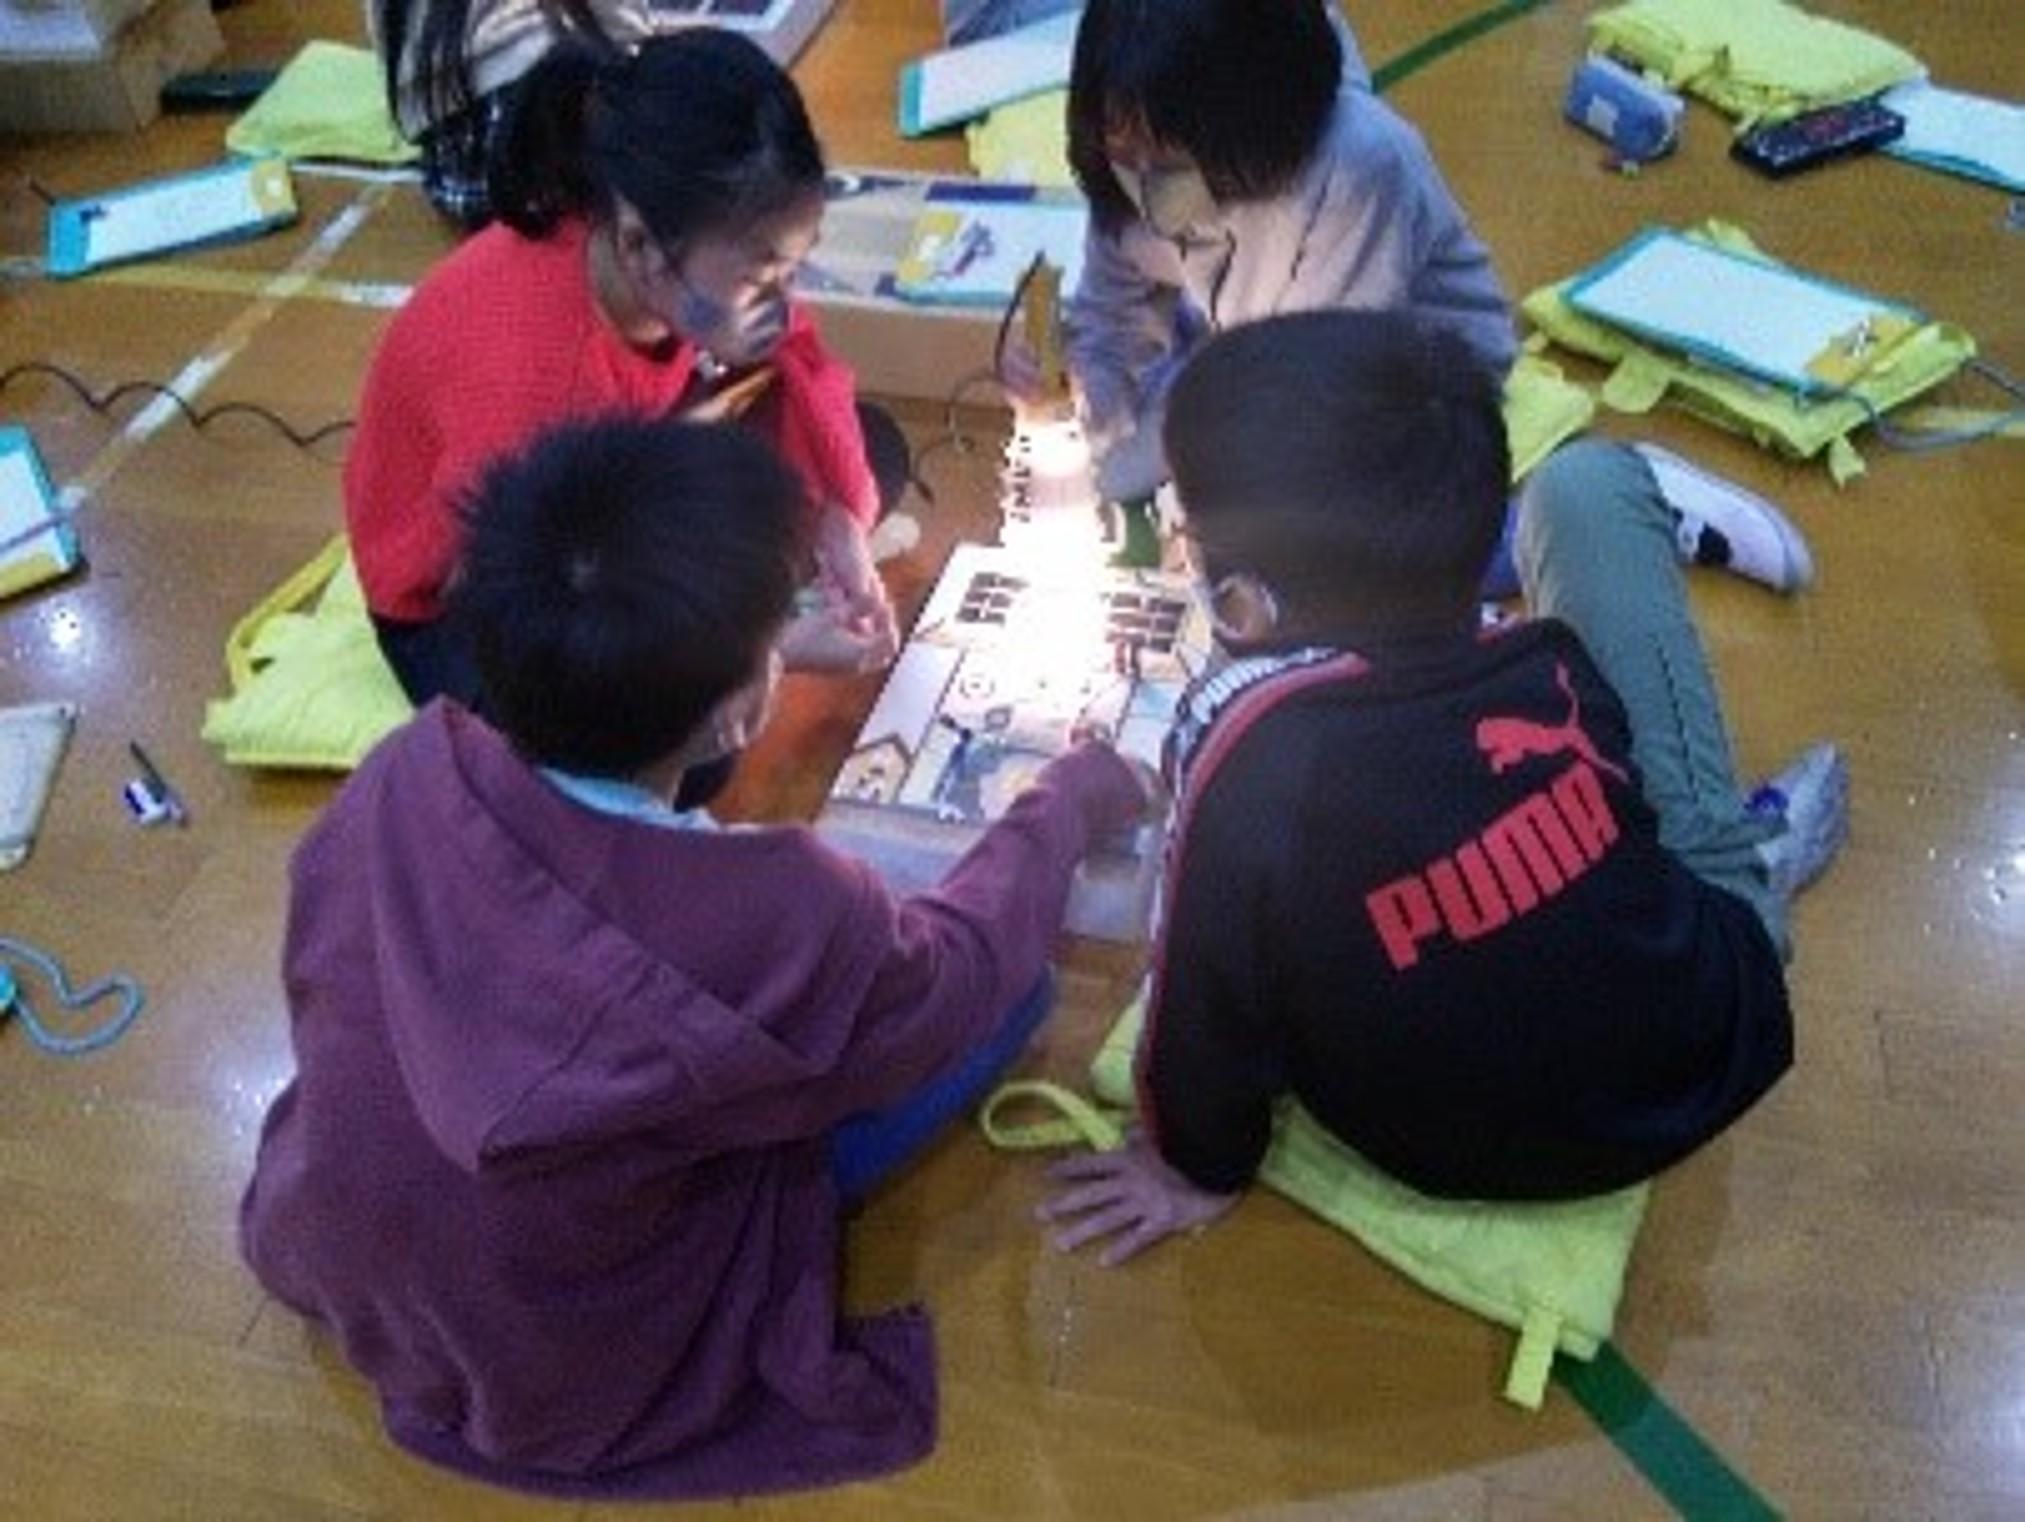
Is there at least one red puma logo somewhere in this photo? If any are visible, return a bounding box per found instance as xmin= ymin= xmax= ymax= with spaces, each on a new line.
xmin=1475 ymin=662 xmax=1628 ymax=785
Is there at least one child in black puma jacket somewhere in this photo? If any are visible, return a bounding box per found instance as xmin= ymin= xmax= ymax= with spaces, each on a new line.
xmin=1039 ymin=311 xmax=1848 ymax=1264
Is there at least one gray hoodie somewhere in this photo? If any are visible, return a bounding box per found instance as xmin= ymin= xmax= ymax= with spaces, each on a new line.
xmin=1066 ymin=19 xmax=1516 ymax=495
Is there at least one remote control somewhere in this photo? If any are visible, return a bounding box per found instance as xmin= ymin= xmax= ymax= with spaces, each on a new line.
xmin=159 ymin=69 xmax=281 ymax=112
xmin=1730 ymin=98 xmax=1905 ymax=178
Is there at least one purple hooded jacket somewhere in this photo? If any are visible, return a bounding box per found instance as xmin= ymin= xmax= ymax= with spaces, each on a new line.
xmin=241 ymin=703 xmax=1139 ymax=1498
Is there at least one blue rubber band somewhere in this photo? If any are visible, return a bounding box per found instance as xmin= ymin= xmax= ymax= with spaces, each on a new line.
xmin=0 ymin=936 xmax=146 ymax=1056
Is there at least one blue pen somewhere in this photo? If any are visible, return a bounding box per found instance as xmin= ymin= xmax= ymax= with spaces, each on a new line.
xmin=127 ymin=741 xmax=189 ymax=827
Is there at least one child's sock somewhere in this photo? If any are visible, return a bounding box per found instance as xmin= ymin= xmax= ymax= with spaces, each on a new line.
xmin=1748 ymin=743 xmax=1850 ymax=901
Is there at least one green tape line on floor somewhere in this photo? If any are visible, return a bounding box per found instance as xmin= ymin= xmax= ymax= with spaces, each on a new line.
xmin=1372 ymin=0 xmax=1559 ymax=94
xmin=1554 ymin=1343 xmax=1782 ymax=1521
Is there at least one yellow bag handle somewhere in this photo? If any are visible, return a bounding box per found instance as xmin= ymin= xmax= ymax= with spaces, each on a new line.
xmin=223 ymin=534 xmax=349 ymax=690
xmin=977 ymin=1080 xmax=1129 ymax=1153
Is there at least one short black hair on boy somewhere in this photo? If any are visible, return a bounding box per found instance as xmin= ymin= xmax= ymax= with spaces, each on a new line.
xmin=1068 ymin=0 xmax=1342 ymax=234
xmin=1164 ymin=310 xmax=1511 ymax=630
xmin=452 ymin=416 xmax=805 ymax=777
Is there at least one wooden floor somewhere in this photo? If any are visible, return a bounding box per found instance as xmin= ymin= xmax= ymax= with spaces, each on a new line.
xmin=2 ymin=2 xmax=2020 ymax=1517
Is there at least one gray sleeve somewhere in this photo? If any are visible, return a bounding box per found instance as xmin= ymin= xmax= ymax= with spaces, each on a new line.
xmin=1065 ymin=225 xmax=1183 ymax=450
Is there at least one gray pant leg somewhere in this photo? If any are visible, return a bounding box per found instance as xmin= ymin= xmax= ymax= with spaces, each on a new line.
xmin=1515 ymin=440 xmax=1786 ymax=952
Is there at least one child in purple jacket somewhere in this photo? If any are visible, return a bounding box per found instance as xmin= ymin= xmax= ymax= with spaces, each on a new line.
xmin=241 ymin=416 xmax=1146 ymax=1498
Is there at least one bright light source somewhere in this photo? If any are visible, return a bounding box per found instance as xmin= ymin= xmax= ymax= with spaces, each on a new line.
xmin=999 ymin=415 xmax=1109 ymax=571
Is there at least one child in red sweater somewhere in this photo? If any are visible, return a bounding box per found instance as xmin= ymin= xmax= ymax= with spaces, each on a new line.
xmin=345 ymin=29 xmax=902 ymax=728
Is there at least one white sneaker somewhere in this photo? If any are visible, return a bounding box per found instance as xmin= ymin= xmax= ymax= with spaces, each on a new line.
xmin=1750 ymin=743 xmax=1849 ymax=900
xmin=1636 ymin=443 xmax=1815 ymax=594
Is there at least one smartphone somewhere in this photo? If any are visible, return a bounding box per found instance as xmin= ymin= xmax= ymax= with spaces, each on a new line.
xmin=1731 ymin=99 xmax=1905 ymax=178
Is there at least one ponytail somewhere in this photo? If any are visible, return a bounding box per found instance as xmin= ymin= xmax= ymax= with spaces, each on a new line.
xmin=490 ymin=29 xmax=826 ymax=249
xmin=487 ymin=38 xmax=626 ymax=237
xmin=376 ymin=0 xmax=478 ymax=131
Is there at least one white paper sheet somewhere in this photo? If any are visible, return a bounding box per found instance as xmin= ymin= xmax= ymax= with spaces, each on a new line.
xmin=1566 ymin=231 xmax=1916 ymax=394
xmin=900 ymin=10 xmax=1079 ymax=135
xmin=1882 ymin=81 xmax=2025 ymax=193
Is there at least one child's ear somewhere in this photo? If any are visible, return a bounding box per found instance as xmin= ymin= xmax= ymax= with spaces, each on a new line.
xmin=1208 ymin=572 xmax=1282 ymax=646
xmin=611 ymin=199 xmax=663 ymax=279
xmin=709 ymin=648 xmax=784 ymax=755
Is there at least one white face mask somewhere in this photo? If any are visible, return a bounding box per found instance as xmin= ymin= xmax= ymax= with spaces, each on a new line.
xmin=1111 ymin=162 xmax=1217 ymax=238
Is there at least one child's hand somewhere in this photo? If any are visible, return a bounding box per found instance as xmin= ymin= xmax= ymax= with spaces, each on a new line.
xmin=1037 ymin=1132 xmax=1239 ymax=1266
xmin=812 ymin=506 xmax=900 ymax=654
xmin=777 ymin=599 xmax=897 ymax=675
xmin=1085 ymin=738 xmax=1162 ymax=819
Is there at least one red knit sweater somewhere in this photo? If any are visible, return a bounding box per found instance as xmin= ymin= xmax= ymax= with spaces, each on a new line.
xmin=344 ymin=220 xmax=879 ymax=623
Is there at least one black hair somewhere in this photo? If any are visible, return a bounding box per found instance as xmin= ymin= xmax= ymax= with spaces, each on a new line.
xmin=376 ymin=0 xmax=608 ymax=133
xmin=1067 ymin=0 xmax=1342 ymax=234
xmin=1164 ymin=311 xmax=1511 ymax=632
xmin=488 ymin=29 xmax=826 ymax=246
xmin=451 ymin=415 xmax=806 ymax=777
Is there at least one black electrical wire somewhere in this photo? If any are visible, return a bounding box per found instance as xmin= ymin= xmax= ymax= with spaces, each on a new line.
xmin=1861 ymin=359 xmax=2025 ymax=452
xmin=909 ymin=260 xmax=1046 ymax=492
xmin=0 ymin=360 xmax=354 ymax=452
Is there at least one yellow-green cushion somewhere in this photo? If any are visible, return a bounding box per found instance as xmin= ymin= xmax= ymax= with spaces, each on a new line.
xmin=201 ymin=536 xmax=414 ymax=771
xmin=966 ymin=88 xmax=1074 ymax=186
xmin=982 ymin=993 xmax=1648 ymax=1409
xmin=1587 ymin=0 xmax=1922 ymax=128
xmin=1503 ymin=355 xmax=1595 ymax=482
xmin=226 ymin=41 xmax=420 ymax=166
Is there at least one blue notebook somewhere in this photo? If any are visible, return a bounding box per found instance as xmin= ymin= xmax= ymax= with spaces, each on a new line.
xmin=1564 ymin=228 xmax=1923 ymax=398
xmin=898 ymin=10 xmax=1078 ymax=137
xmin=45 ymin=157 xmax=298 ymax=279
xmin=0 ymin=429 xmax=79 ymax=603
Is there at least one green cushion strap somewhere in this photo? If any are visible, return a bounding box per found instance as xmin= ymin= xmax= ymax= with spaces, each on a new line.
xmin=977 ymin=1080 xmax=1128 ymax=1153
xmin=1504 ymin=1303 xmax=1566 ymax=1409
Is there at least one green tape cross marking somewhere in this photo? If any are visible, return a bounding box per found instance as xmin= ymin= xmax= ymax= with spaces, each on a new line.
xmin=1554 ymin=1343 xmax=1782 ymax=1520
xmin=1371 ymin=0 xmax=1559 ymax=95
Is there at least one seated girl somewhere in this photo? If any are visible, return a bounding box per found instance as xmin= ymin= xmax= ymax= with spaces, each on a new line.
xmin=346 ymin=30 xmax=905 ymax=722
xmin=1004 ymin=0 xmax=1513 ymax=502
